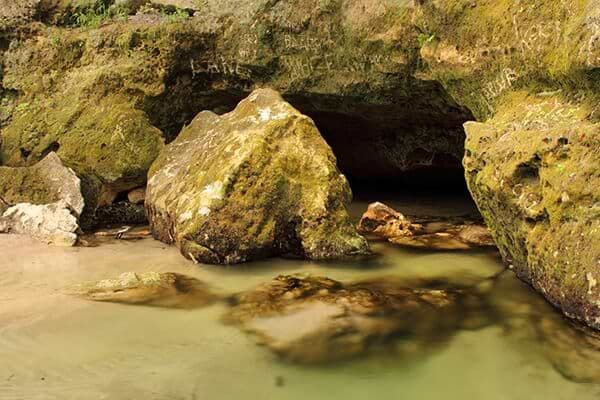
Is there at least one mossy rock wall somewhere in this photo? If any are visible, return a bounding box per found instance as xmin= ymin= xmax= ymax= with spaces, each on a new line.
xmin=416 ymin=1 xmax=600 ymax=329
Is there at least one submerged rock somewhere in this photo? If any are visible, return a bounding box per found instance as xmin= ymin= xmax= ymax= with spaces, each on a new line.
xmin=147 ymin=89 xmax=369 ymax=264
xmin=225 ymin=275 xmax=491 ymax=364
xmin=69 ymin=272 xmax=216 ymax=309
xmin=358 ymin=202 xmax=495 ymax=250
xmin=537 ymin=316 xmax=600 ymax=384
xmin=0 ymin=201 xmax=79 ymax=246
xmin=357 ymin=202 xmax=423 ymax=238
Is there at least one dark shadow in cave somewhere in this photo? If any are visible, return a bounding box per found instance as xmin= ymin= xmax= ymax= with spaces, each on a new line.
xmin=284 ymin=90 xmax=478 ymax=218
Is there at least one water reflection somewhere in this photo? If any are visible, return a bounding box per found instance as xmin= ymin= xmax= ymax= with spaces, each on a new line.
xmin=2 ymin=231 xmax=600 ymax=399
xmin=67 ymin=264 xmax=600 ymax=384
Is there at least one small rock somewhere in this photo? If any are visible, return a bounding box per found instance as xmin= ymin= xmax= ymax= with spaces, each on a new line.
xmin=357 ymin=202 xmax=423 ymax=238
xmin=358 ymin=202 xmax=495 ymax=250
xmin=127 ymin=187 xmax=146 ymax=205
xmin=0 ymin=201 xmax=79 ymax=246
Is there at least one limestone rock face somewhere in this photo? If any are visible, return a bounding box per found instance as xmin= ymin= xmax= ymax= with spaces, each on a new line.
xmin=463 ymin=93 xmax=600 ymax=330
xmin=68 ymin=271 xmax=216 ymax=308
xmin=0 ymin=1 xmax=38 ymax=33
xmin=147 ymin=89 xmax=368 ymax=264
xmin=414 ymin=1 xmax=600 ymax=329
xmin=0 ymin=152 xmax=85 ymax=217
xmin=0 ymin=0 xmax=472 ymax=193
xmin=0 ymin=201 xmax=79 ymax=246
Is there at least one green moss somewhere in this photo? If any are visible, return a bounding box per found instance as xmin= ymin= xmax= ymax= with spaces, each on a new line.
xmin=416 ymin=0 xmax=595 ymax=120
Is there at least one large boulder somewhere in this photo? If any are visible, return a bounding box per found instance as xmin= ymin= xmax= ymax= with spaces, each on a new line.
xmin=463 ymin=93 xmax=600 ymax=330
xmin=146 ymin=88 xmax=369 ymax=264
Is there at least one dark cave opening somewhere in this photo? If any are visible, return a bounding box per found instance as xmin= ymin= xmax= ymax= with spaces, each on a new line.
xmin=143 ymin=82 xmax=478 ymax=216
xmin=285 ymin=95 xmax=478 ymax=216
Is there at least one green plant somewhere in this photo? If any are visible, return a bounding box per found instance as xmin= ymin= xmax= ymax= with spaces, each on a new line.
xmin=162 ymin=8 xmax=191 ymax=23
xmin=417 ymin=33 xmax=436 ymax=48
xmin=70 ymin=1 xmax=128 ymax=28
xmin=15 ymin=103 xmax=31 ymax=113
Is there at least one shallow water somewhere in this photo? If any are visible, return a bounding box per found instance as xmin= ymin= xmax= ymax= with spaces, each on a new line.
xmin=2 ymin=197 xmax=600 ymax=400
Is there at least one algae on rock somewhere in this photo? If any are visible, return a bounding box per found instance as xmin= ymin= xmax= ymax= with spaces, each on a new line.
xmin=146 ymin=88 xmax=369 ymax=264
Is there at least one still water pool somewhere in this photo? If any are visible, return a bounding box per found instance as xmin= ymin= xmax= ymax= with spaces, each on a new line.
xmin=1 ymin=197 xmax=599 ymax=400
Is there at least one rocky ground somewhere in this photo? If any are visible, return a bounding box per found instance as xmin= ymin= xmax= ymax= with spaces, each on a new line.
xmin=0 ymin=0 xmax=598 ymax=329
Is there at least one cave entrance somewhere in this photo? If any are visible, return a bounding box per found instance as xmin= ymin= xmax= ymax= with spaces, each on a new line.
xmin=144 ymin=81 xmax=478 ymax=220
xmin=285 ymin=92 xmax=479 ymax=220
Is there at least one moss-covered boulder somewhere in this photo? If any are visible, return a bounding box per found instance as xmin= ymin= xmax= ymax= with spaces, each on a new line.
xmin=463 ymin=92 xmax=600 ymax=330
xmin=410 ymin=1 xmax=600 ymax=329
xmin=146 ymin=88 xmax=369 ymax=264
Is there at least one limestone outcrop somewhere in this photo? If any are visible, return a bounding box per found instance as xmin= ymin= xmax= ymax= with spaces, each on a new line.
xmin=146 ymin=89 xmax=369 ymax=264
